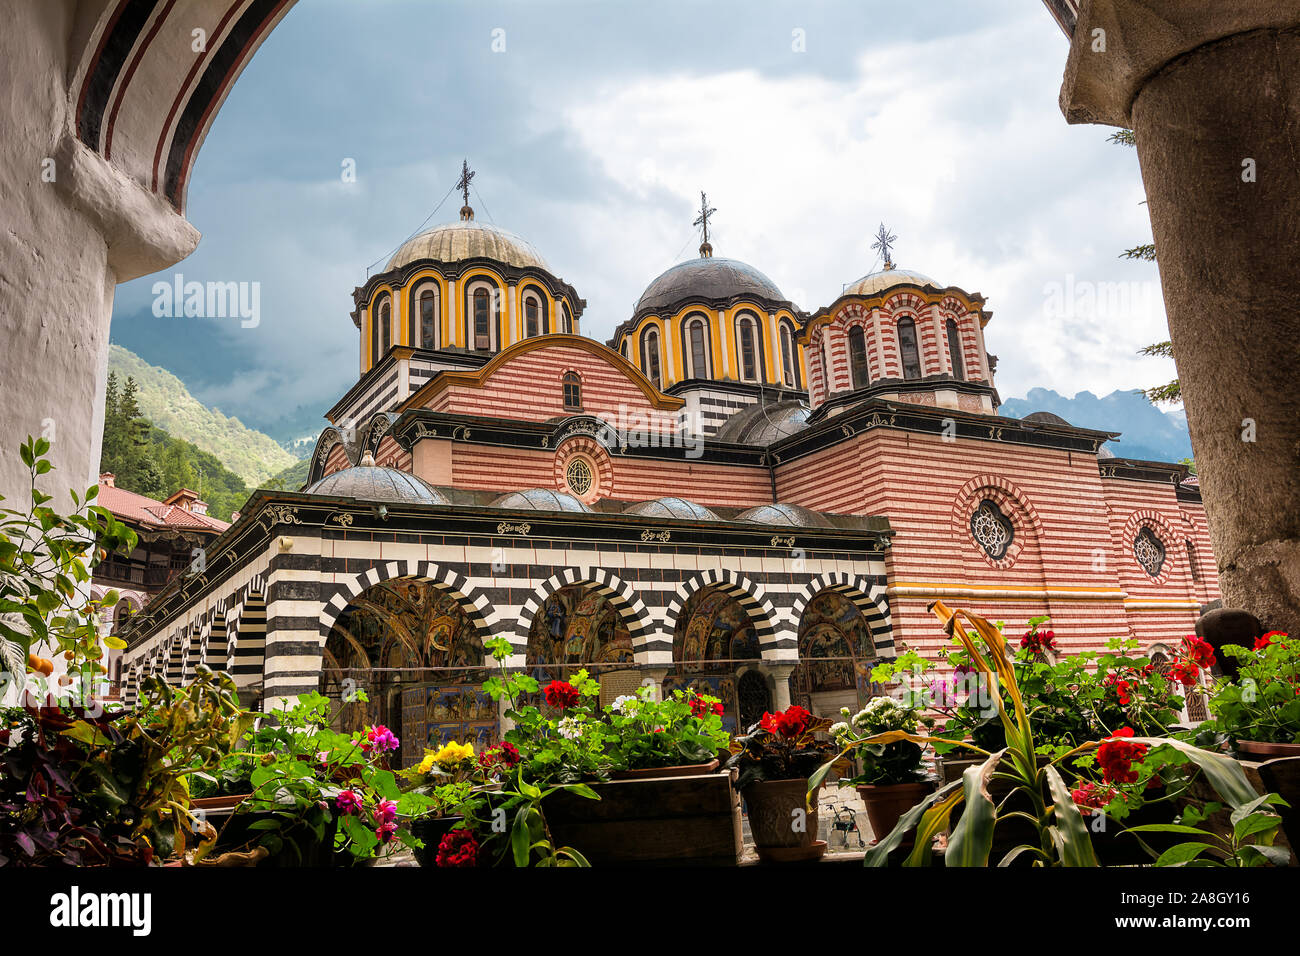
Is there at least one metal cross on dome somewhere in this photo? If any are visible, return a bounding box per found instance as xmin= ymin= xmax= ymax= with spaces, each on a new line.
xmin=693 ymin=191 xmax=717 ymax=247
xmin=871 ymin=222 xmax=897 ymax=270
xmin=457 ymin=159 xmax=475 ymax=207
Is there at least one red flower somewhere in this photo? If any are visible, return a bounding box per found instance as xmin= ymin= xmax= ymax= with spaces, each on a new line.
xmin=1257 ymin=631 xmax=1289 ymax=650
xmin=1170 ymin=659 xmax=1200 ymax=687
xmin=478 ymin=741 xmax=521 ymax=771
xmin=435 ymin=827 xmax=479 ymax=867
xmin=1097 ymin=727 xmax=1148 ymax=784
xmin=1181 ymin=636 xmax=1216 ymax=669
xmin=688 ymin=695 xmax=724 ymax=719
xmin=1071 ymin=781 xmax=1119 ymax=815
xmin=1021 ymin=628 xmax=1057 ymax=653
xmin=1103 ymin=674 xmax=1133 ymax=706
xmin=543 ymin=680 xmax=580 ymax=709
xmin=761 ymin=705 xmax=812 ymax=739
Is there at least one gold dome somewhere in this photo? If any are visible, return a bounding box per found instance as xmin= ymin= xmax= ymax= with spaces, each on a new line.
xmin=385 ymin=220 xmax=550 ymax=273
xmin=843 ymin=266 xmax=939 ymax=297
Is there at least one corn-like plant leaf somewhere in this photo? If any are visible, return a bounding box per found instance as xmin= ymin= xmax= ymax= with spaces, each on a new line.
xmin=1155 ymin=841 xmax=1215 ymax=866
xmin=905 ymin=784 xmax=967 ymax=866
xmin=863 ymin=779 xmax=963 ymax=867
xmin=1128 ymin=736 xmax=1261 ymax=810
xmin=1043 ymin=763 xmax=1098 ymax=867
xmin=946 ymin=751 xmax=1004 ymax=866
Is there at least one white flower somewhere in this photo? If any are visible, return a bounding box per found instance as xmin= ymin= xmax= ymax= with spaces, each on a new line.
xmin=840 ymin=706 xmax=852 ymax=718
xmin=610 ymin=695 xmax=637 ymax=714
xmin=557 ymin=716 xmax=585 ymax=740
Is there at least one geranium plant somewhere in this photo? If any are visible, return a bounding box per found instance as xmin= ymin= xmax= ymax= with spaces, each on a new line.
xmin=1200 ymin=633 xmax=1300 ymax=747
xmin=725 ymin=704 xmax=836 ymax=790
xmin=601 ymin=685 xmax=729 ymax=771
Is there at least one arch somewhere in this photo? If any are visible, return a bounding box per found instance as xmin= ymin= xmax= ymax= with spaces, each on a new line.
xmin=318 ymin=559 xmax=495 ymax=644
xmin=516 ymin=568 xmax=652 ymax=650
xmin=946 ymin=316 xmax=965 ymax=379
xmin=1121 ymin=509 xmax=1181 ymax=586
xmin=662 ymin=569 xmax=779 ymax=653
xmin=789 ymin=571 xmax=894 ymax=658
xmin=411 ymin=280 xmax=440 ymax=349
xmin=778 ymin=319 xmax=800 ymax=388
xmin=641 ymin=326 xmax=663 ymax=388
xmin=562 ymin=369 xmax=582 ymax=410
xmin=681 ymin=313 xmax=712 ymax=379
xmin=522 ymin=287 xmax=545 ymax=338
xmin=205 ymin=610 xmax=230 ymax=674
xmin=462 ymin=274 xmax=505 ymax=350
xmin=848 ymin=324 xmax=870 ymax=390
xmin=734 ymin=310 xmax=763 ymax=382
xmin=230 ymin=591 xmax=266 ymax=701
xmin=553 ymin=437 xmax=613 ymax=503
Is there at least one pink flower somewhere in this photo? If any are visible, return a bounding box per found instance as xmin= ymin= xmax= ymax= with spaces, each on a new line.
xmin=336 ymin=790 xmax=363 ymax=815
xmin=363 ymin=724 xmax=399 ymax=753
xmin=373 ymin=799 xmax=398 ymax=826
xmin=376 ymin=821 xmax=399 ymax=844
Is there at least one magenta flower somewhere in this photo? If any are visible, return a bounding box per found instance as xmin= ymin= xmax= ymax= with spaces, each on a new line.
xmin=336 ymin=789 xmax=363 ymax=816
xmin=373 ymin=799 xmax=398 ymax=826
xmin=363 ymin=724 xmax=399 ymax=753
xmin=376 ymin=821 xmax=399 ymax=844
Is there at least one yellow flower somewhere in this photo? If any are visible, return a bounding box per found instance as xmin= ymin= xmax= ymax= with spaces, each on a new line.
xmin=417 ymin=752 xmax=436 ymax=774
xmin=432 ymin=740 xmax=475 ymax=767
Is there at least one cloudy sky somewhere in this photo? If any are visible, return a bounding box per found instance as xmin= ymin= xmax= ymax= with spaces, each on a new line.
xmin=109 ymin=0 xmax=1174 ymax=441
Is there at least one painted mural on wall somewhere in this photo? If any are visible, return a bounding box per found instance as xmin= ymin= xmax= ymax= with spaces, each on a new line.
xmin=321 ymin=579 xmax=489 ymax=766
xmin=794 ymin=590 xmax=880 ymax=712
xmin=526 ymin=585 xmax=634 ymax=683
xmin=666 ymin=586 xmax=762 ymax=730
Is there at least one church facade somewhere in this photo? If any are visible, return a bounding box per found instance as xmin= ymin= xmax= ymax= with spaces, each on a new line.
xmin=118 ymin=188 xmax=1217 ymax=763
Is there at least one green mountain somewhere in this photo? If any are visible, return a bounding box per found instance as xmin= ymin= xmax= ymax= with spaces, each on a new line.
xmin=267 ymin=457 xmax=313 ymax=492
xmin=107 ymin=344 xmax=297 ymax=486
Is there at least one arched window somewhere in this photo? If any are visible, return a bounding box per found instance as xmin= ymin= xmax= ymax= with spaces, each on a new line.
xmin=897 ymin=317 xmax=921 ymax=380
xmin=561 ymin=304 xmax=572 ymax=334
xmin=473 ymin=288 xmax=491 ymax=349
xmin=562 ymin=371 xmax=582 ymax=410
xmin=369 ymin=300 xmax=382 ymax=366
xmin=525 ymin=295 xmax=541 ymax=338
xmin=848 ymin=326 xmax=869 ymax=390
xmin=379 ymin=300 xmax=391 ymax=355
xmin=779 ymin=323 xmax=796 ymax=387
xmin=419 ymin=289 xmax=436 ymax=349
xmin=1185 ymin=539 xmax=1201 ymax=583
xmin=737 ymin=316 xmax=758 ymax=381
xmin=946 ymin=318 xmax=965 ymax=379
xmin=686 ymin=318 xmax=709 ymax=379
xmin=642 ymin=328 xmax=662 ymax=388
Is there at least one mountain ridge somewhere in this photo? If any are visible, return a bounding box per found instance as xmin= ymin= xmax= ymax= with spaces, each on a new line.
xmin=1000 ymin=387 xmax=1192 ymax=464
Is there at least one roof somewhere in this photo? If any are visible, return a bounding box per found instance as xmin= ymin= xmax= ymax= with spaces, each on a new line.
xmin=843 ymin=266 xmax=940 ymax=297
xmin=97 ymin=484 xmax=229 ymax=534
xmin=305 ymin=463 xmax=449 ymax=504
xmin=385 ymin=220 xmax=549 ymax=273
xmin=634 ymin=257 xmax=789 ymax=316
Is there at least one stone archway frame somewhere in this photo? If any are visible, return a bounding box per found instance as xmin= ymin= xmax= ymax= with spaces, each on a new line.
xmin=1122 ymin=509 xmax=1182 ymax=587
xmin=516 ymin=567 xmax=653 ymax=661
xmin=663 ymin=568 xmax=784 ymax=662
xmin=790 ymin=571 xmax=895 ymax=661
xmin=950 ymin=474 xmax=1046 ymax=573
xmin=552 ymin=436 xmax=613 ymax=504
xmin=318 ymin=560 xmax=496 ymax=658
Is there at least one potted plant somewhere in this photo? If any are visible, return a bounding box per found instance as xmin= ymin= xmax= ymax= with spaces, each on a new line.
xmin=726 ymin=704 xmax=837 ymax=862
xmin=1201 ymin=632 xmax=1299 ymax=757
xmin=832 ymin=696 xmax=933 ymax=845
xmin=399 ymin=738 xmax=516 ymax=866
xmin=603 ymin=686 xmax=730 ymax=778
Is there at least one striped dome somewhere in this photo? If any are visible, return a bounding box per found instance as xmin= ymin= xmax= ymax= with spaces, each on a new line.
xmin=736 ymin=502 xmax=833 ymax=528
xmin=305 ymin=465 xmax=448 ymax=504
xmin=386 ymin=220 xmax=549 ymax=273
xmin=491 ymin=488 xmax=593 ymax=513
xmin=624 ymin=497 xmax=720 ymax=521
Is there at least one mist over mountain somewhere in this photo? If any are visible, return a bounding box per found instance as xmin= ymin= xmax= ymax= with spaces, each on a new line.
xmin=1000 ymin=388 xmax=1193 ymax=464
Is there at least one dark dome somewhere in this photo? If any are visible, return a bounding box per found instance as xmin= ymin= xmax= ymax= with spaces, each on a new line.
xmin=305 ymin=460 xmax=448 ymax=504
xmin=714 ymin=400 xmax=812 ymax=445
xmin=735 ymin=502 xmax=833 ymax=528
xmin=491 ymin=488 xmax=593 ymax=513
xmin=1024 ymin=411 xmax=1071 ymax=426
xmin=635 ymin=257 xmax=788 ymax=315
xmin=624 ymin=497 xmax=720 ymax=521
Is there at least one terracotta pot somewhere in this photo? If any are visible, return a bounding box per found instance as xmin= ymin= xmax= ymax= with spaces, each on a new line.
xmin=411 ymin=815 xmax=466 ymax=868
xmin=611 ymin=758 xmax=720 ymax=780
xmin=190 ymin=793 xmax=250 ymax=812
xmin=857 ymin=780 xmax=935 ymax=845
xmin=743 ymin=778 xmax=823 ymax=862
xmin=1237 ymin=740 xmax=1300 ymax=758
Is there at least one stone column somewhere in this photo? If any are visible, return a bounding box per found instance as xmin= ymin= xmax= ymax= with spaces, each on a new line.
xmin=767 ymin=663 xmax=797 ymax=712
xmin=1058 ymin=2 xmax=1300 ymax=633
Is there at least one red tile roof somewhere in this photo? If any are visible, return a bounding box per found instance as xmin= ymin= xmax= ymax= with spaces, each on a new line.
xmin=96 ymin=483 xmax=229 ymax=534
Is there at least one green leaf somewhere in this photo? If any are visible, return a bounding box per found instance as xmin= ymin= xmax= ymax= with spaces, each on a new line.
xmin=511 ymin=806 xmax=532 ymax=867
xmin=863 ymin=779 xmax=962 ymax=867
xmin=946 ymin=752 xmax=1003 ymax=867
xmin=1233 ymin=813 xmax=1281 ymax=843
xmin=1154 ymin=841 xmax=1215 ymax=867
xmin=1043 ymin=763 xmax=1097 ymax=867
xmin=1123 ymin=823 xmax=1217 ymax=837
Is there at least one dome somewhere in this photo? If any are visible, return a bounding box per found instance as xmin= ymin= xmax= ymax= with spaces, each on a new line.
xmin=305 ymin=457 xmax=449 ymax=505
xmin=624 ymin=497 xmax=720 ymax=521
xmin=1023 ymin=411 xmax=1072 ymax=426
xmin=635 ymin=257 xmax=788 ymax=315
xmin=491 ymin=488 xmax=593 ymax=513
xmin=714 ymin=401 xmax=812 ymax=445
xmin=735 ymin=502 xmax=833 ymax=528
xmin=1097 ymin=445 xmax=1116 ymax=459
xmin=386 ymin=220 xmax=550 ymax=273
xmin=843 ymin=266 xmax=939 ymax=297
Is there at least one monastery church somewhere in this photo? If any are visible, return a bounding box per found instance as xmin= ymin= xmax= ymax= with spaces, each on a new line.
xmin=119 ymin=169 xmax=1217 ymax=763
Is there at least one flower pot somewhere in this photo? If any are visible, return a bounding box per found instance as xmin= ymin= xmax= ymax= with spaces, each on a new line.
xmin=1237 ymin=740 xmax=1300 ymax=758
xmin=937 ymin=754 xmax=985 ymax=786
xmin=190 ymin=793 xmax=250 ymax=813
xmin=410 ymin=815 xmax=466 ymax=868
xmin=857 ymin=780 xmax=935 ymax=847
xmin=611 ymin=758 xmax=720 ymax=780
xmin=743 ymin=778 xmax=824 ymax=862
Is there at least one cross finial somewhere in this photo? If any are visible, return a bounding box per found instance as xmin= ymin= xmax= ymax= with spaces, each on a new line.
xmin=693 ymin=191 xmax=717 ymax=258
xmin=871 ymin=222 xmax=897 ymax=270
xmin=457 ymin=159 xmax=476 ymax=221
